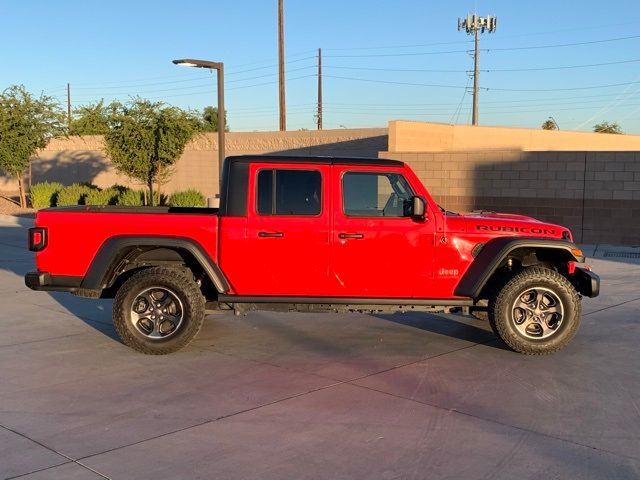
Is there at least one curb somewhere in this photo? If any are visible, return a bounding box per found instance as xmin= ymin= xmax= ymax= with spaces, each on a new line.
xmin=0 ymin=214 xmax=35 ymax=228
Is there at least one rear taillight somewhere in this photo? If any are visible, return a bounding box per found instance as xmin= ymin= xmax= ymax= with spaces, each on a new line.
xmin=28 ymin=227 xmax=47 ymax=251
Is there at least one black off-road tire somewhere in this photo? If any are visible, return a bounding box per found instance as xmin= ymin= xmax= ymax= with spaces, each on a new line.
xmin=113 ymin=267 xmax=205 ymax=355
xmin=488 ymin=266 xmax=581 ymax=355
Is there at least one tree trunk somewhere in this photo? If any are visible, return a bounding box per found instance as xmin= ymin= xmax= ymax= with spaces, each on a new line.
xmin=148 ymin=173 xmax=155 ymax=207
xmin=156 ymin=165 xmax=162 ymax=206
xmin=17 ymin=174 xmax=26 ymax=208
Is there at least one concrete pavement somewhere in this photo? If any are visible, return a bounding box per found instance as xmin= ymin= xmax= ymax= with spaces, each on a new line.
xmin=0 ymin=223 xmax=639 ymax=479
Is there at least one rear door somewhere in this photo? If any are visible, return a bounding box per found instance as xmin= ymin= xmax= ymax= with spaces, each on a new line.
xmin=330 ymin=165 xmax=435 ymax=298
xmin=242 ymin=162 xmax=331 ymax=295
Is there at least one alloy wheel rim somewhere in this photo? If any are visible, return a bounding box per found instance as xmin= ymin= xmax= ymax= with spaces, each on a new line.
xmin=130 ymin=287 xmax=184 ymax=339
xmin=511 ymin=287 xmax=564 ymax=340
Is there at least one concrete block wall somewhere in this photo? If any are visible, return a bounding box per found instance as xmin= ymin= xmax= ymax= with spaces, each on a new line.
xmin=380 ymin=150 xmax=640 ymax=245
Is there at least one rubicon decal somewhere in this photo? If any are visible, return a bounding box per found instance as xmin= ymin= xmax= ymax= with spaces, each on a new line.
xmin=476 ymin=225 xmax=557 ymax=235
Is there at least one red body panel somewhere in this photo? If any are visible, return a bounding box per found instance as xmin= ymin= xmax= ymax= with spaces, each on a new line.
xmin=225 ymin=162 xmax=333 ymax=295
xmin=33 ymin=161 xmax=571 ymax=300
xmin=330 ymin=164 xmax=437 ymax=297
xmin=35 ymin=211 xmax=218 ymax=278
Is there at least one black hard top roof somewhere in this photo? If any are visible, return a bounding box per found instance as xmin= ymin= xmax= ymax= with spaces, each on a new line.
xmin=225 ymin=154 xmax=403 ymax=167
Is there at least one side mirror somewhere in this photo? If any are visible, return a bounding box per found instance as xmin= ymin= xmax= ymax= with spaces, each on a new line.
xmin=410 ymin=196 xmax=426 ymax=220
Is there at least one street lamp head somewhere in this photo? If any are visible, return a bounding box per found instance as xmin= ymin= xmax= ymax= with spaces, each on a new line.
xmin=173 ymin=60 xmax=199 ymax=67
xmin=172 ymin=58 xmax=222 ymax=70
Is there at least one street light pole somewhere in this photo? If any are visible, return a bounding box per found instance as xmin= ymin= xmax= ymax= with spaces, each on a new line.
xmin=172 ymin=58 xmax=225 ymax=198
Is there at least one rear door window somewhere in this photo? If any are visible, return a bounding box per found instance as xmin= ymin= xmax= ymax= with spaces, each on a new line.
xmin=257 ymin=169 xmax=322 ymax=216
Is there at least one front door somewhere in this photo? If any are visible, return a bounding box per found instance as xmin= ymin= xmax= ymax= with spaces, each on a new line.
xmin=243 ymin=162 xmax=331 ymax=295
xmin=330 ymin=166 xmax=435 ymax=298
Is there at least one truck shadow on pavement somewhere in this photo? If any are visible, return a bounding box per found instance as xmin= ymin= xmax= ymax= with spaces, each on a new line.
xmin=0 ymin=225 xmax=120 ymax=342
xmin=374 ymin=312 xmax=507 ymax=350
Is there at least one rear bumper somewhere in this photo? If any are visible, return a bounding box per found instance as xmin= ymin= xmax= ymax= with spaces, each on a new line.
xmin=570 ymin=267 xmax=600 ymax=298
xmin=25 ymin=271 xmax=82 ymax=292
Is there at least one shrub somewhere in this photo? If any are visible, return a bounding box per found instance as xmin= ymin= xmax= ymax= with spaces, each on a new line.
xmin=168 ymin=189 xmax=206 ymax=207
xmin=111 ymin=184 xmax=130 ymax=194
xmin=56 ymin=183 xmax=98 ymax=206
xmin=116 ymin=188 xmax=145 ymax=206
xmin=85 ymin=187 xmax=119 ymax=206
xmin=29 ymin=181 xmax=64 ymax=208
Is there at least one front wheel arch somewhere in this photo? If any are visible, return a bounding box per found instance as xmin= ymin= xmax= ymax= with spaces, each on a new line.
xmin=455 ymin=237 xmax=584 ymax=299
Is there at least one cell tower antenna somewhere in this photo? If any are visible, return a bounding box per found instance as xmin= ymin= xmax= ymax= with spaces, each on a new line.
xmin=457 ymin=14 xmax=497 ymax=125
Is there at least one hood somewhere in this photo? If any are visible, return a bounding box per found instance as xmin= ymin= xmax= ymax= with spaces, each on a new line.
xmin=445 ymin=210 xmax=569 ymax=240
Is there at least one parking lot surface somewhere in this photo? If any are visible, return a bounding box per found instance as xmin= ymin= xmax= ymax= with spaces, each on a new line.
xmin=1 ymin=223 xmax=639 ymax=479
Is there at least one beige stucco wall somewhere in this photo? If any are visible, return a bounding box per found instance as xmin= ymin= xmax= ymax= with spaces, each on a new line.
xmin=0 ymin=128 xmax=388 ymax=197
xmin=389 ymin=121 xmax=640 ymax=152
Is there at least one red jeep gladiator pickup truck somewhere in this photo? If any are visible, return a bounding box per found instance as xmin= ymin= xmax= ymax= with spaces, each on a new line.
xmin=26 ymin=155 xmax=599 ymax=355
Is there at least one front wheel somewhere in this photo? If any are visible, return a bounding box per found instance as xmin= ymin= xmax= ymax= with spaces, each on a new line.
xmin=489 ymin=267 xmax=581 ymax=355
xmin=113 ymin=267 xmax=205 ymax=354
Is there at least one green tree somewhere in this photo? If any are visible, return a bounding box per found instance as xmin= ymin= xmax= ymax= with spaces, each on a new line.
xmin=69 ymin=100 xmax=116 ymax=135
xmin=202 ymin=106 xmax=229 ymax=132
xmin=0 ymin=85 xmax=66 ymax=207
xmin=103 ymin=99 xmax=201 ymax=206
xmin=593 ymin=121 xmax=622 ymax=134
xmin=541 ymin=119 xmax=558 ymax=130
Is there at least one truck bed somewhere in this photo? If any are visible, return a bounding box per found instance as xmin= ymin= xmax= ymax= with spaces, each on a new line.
xmin=34 ymin=206 xmax=219 ymax=279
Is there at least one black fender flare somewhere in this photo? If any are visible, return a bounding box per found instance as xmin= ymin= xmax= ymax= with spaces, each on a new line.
xmin=81 ymin=235 xmax=230 ymax=293
xmin=454 ymin=237 xmax=584 ymax=299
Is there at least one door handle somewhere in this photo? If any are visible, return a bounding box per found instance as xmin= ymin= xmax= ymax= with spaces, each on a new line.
xmin=338 ymin=233 xmax=364 ymax=239
xmin=258 ymin=231 xmax=284 ymax=238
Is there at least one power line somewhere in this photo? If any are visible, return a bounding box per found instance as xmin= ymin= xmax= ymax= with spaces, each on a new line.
xmin=489 ymin=80 xmax=640 ymax=92
xmin=486 ymin=58 xmax=640 ymax=72
xmin=69 ymin=67 xmax=315 ymax=98
xmin=488 ymin=34 xmax=640 ymax=52
xmin=324 ymin=39 xmax=473 ymax=51
xmin=326 ymin=65 xmax=471 ymax=73
xmin=321 ymin=102 xmax=640 ymax=116
xmin=324 ymin=74 xmax=640 ymax=93
xmin=321 ymin=21 xmax=639 ymax=51
xmin=322 ymin=95 xmax=640 ymax=112
xmin=325 ymin=48 xmax=472 ymax=58
xmin=323 ymin=33 xmax=640 ymax=58
xmin=70 ymin=57 xmax=316 ymax=91
xmin=64 ymin=75 xmax=315 ymax=103
xmin=324 ymin=57 xmax=640 ymax=74
xmin=324 ymin=74 xmax=468 ymax=89
xmin=321 ymin=92 xmax=640 ymax=107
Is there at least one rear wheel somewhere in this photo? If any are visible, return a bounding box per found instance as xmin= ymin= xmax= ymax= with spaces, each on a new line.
xmin=113 ymin=267 xmax=205 ymax=354
xmin=489 ymin=267 xmax=581 ymax=355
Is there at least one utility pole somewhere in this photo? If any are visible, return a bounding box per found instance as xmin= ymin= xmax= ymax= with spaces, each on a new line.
xmin=458 ymin=14 xmax=497 ymax=126
xmin=317 ymin=48 xmax=322 ymax=130
xmin=66 ymin=83 xmax=71 ymax=128
xmin=278 ymin=0 xmax=286 ymax=131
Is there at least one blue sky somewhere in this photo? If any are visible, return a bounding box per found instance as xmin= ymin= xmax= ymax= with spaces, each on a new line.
xmin=2 ymin=0 xmax=640 ymax=133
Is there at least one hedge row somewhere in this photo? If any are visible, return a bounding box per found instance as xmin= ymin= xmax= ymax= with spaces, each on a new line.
xmin=29 ymin=182 xmax=205 ymax=208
